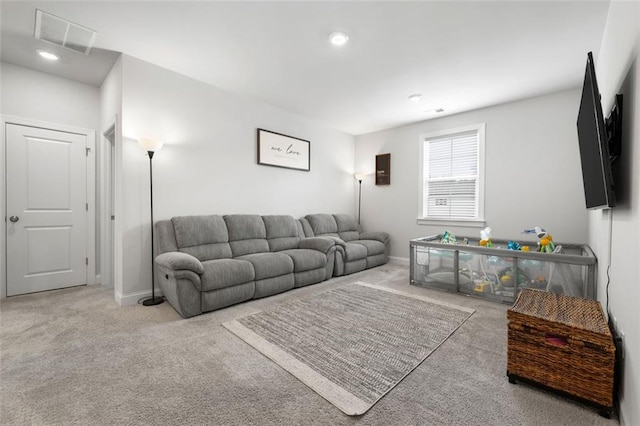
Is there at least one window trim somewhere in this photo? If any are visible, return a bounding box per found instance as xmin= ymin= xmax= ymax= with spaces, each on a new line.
xmin=417 ymin=123 xmax=486 ymax=225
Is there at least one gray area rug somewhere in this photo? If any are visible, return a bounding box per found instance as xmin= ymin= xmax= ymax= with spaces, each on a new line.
xmin=223 ymin=281 xmax=474 ymax=415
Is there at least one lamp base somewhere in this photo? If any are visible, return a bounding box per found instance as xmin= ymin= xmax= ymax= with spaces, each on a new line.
xmin=142 ymin=296 xmax=164 ymax=306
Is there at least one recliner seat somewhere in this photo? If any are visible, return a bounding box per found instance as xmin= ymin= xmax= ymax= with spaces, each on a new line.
xmin=301 ymin=213 xmax=390 ymax=276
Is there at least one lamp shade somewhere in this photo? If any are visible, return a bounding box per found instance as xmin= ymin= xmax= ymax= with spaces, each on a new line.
xmin=138 ymin=138 xmax=164 ymax=152
xmin=355 ymin=173 xmax=367 ymax=181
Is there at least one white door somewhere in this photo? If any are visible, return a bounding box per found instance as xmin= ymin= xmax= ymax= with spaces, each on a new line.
xmin=6 ymin=124 xmax=87 ymax=296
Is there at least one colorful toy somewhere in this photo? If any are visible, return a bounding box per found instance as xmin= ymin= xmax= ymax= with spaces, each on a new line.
xmin=498 ymin=267 xmax=531 ymax=287
xmin=507 ymin=241 xmax=521 ymax=251
xmin=440 ymin=231 xmax=457 ymax=244
xmin=539 ymin=236 xmax=555 ymax=253
xmin=522 ymin=226 xmax=545 ymax=236
xmin=473 ymin=278 xmax=493 ymax=293
xmin=479 ymin=227 xmax=493 ymax=248
xmin=522 ymin=226 xmax=555 ymax=253
xmin=532 ymin=275 xmax=547 ymax=289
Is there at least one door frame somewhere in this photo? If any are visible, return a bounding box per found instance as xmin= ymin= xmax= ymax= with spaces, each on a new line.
xmin=99 ymin=119 xmax=117 ymax=289
xmin=1 ymin=115 xmax=96 ymax=298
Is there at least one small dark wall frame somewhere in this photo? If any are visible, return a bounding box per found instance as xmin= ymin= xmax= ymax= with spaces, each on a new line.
xmin=376 ymin=153 xmax=391 ymax=185
xmin=257 ymin=128 xmax=310 ymax=171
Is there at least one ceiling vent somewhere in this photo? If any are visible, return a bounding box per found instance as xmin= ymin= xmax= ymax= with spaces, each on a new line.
xmin=34 ymin=9 xmax=97 ymax=55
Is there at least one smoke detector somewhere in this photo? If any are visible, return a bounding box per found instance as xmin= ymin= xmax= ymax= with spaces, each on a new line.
xmin=34 ymin=9 xmax=97 ymax=55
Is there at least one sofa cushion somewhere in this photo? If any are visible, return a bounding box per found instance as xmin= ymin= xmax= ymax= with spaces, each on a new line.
xmin=343 ymin=242 xmax=368 ymax=262
xmin=224 ymin=215 xmax=269 ymax=256
xmin=263 ymin=215 xmax=301 ymax=251
xmin=367 ymin=253 xmax=387 ymax=269
xmin=202 ymin=282 xmax=255 ymax=313
xmin=351 ymin=239 xmax=386 ymax=256
xmin=295 ymin=219 xmax=306 ymax=240
xmin=254 ymin=275 xmax=295 ymax=299
xmin=280 ymin=249 xmax=327 ymax=272
xmin=344 ymin=259 xmax=367 ymax=275
xmin=156 ymin=220 xmax=178 ymax=253
xmin=268 ymin=237 xmax=300 ymax=252
xmin=305 ymin=214 xmax=339 ymax=236
xmin=237 ymin=252 xmax=294 ymax=280
xmin=200 ymin=259 xmax=255 ymax=292
xmin=293 ymin=268 xmax=326 ymax=288
xmin=171 ymin=215 xmax=232 ymax=261
xmin=359 ymin=231 xmax=390 ymax=243
xmin=334 ymin=214 xmax=360 ymax=242
xmin=298 ymin=217 xmax=314 ymax=237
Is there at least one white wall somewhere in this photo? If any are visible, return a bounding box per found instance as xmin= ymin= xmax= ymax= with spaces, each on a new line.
xmin=0 ymin=62 xmax=100 ymax=129
xmin=355 ymin=89 xmax=588 ymax=260
xmin=118 ymin=55 xmax=355 ymax=300
xmin=590 ymin=1 xmax=640 ymax=424
xmin=98 ymin=57 xmax=123 ymax=298
xmin=99 ymin=56 xmax=123 ymax=132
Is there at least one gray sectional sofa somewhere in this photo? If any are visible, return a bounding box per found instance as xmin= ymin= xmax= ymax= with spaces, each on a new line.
xmin=301 ymin=213 xmax=390 ymax=276
xmin=155 ymin=213 xmax=389 ymax=318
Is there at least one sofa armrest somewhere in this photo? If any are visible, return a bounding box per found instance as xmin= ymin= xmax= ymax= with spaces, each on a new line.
xmin=155 ymin=252 xmax=204 ymax=274
xmin=299 ymin=237 xmax=336 ymax=254
xmin=318 ymin=235 xmax=346 ymax=249
xmin=359 ymin=231 xmax=390 ymax=244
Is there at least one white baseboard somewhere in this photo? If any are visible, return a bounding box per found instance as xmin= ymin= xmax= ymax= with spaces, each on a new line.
xmin=115 ymin=288 xmax=163 ymax=306
xmin=389 ymin=256 xmax=410 ymax=266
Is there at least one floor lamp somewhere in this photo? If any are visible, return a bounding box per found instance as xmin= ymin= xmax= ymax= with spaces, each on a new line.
xmin=139 ymin=138 xmax=164 ymax=306
xmin=355 ymin=173 xmax=366 ymax=225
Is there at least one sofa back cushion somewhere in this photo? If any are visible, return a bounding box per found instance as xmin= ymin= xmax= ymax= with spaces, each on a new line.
xmin=298 ymin=217 xmax=314 ymax=237
xmin=263 ymin=215 xmax=301 ymax=252
xmin=224 ymin=214 xmax=269 ymax=257
xmin=305 ymin=214 xmax=340 ymax=238
xmin=156 ymin=220 xmax=178 ymax=253
xmin=333 ymin=214 xmax=360 ymax=242
xmin=171 ymin=215 xmax=232 ymax=261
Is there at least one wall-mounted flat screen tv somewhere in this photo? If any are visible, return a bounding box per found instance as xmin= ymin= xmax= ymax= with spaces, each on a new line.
xmin=576 ymin=52 xmax=616 ymax=209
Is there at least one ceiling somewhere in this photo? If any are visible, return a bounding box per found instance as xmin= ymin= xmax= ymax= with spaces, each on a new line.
xmin=0 ymin=1 xmax=610 ymax=135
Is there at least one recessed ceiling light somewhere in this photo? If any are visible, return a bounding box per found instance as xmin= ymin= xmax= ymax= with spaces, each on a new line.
xmin=329 ymin=31 xmax=349 ymax=46
xmin=408 ymin=94 xmax=422 ymax=102
xmin=37 ymin=49 xmax=59 ymax=61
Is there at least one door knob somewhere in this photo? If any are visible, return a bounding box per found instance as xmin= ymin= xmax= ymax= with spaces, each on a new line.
xmin=9 ymin=216 xmax=19 ymax=223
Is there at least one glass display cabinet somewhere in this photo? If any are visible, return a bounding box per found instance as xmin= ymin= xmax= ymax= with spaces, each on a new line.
xmin=410 ymin=235 xmax=596 ymax=304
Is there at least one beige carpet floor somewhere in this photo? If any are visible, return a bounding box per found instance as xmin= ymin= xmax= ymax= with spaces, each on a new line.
xmin=0 ymin=264 xmax=618 ymax=425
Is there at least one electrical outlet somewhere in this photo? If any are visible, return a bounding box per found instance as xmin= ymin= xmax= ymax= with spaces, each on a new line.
xmin=611 ymin=317 xmax=625 ymax=360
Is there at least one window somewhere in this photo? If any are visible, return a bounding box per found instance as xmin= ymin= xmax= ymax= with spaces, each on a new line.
xmin=418 ymin=124 xmax=485 ymax=226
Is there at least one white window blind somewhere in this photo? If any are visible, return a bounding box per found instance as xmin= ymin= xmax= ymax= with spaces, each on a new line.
xmin=423 ymin=130 xmax=479 ymax=219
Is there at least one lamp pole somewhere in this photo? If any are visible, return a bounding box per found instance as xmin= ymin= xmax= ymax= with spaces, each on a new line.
xmin=355 ymin=173 xmax=366 ymax=225
xmin=357 ymin=178 xmax=363 ymax=225
xmin=138 ymin=138 xmax=165 ymax=307
xmin=143 ymin=150 xmax=163 ymax=306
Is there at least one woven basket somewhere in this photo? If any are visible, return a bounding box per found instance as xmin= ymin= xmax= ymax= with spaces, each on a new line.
xmin=507 ymin=289 xmax=615 ymax=408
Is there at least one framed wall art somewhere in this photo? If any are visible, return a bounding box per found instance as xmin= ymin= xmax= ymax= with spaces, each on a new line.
xmin=376 ymin=153 xmax=391 ymax=185
xmin=257 ymin=128 xmax=310 ymax=171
